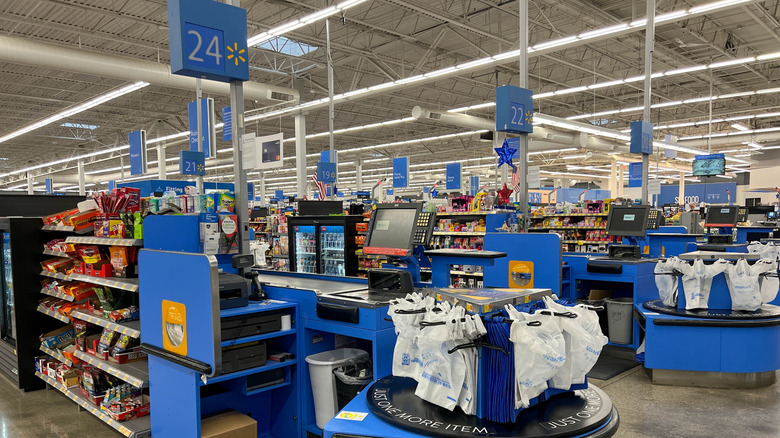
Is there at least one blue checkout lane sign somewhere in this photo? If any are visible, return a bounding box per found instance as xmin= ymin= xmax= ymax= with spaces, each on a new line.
xmin=222 ymin=106 xmax=232 ymax=141
xmin=168 ymin=0 xmax=249 ymax=82
xmin=496 ymin=85 xmax=534 ymax=134
xmin=628 ymin=162 xmax=642 ymax=188
xmin=129 ymin=130 xmax=147 ymax=176
xmin=45 ymin=179 xmax=52 ymax=194
xmin=317 ymin=162 xmax=337 ymax=184
xmin=179 ymin=150 xmax=206 ymax=176
xmin=470 ymin=176 xmax=480 ymax=196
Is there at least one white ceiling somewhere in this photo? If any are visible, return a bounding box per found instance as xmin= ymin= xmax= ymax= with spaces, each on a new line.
xmin=0 ymin=0 xmax=778 ymax=192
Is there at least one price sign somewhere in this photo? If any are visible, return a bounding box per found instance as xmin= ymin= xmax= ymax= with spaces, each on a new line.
xmin=179 ymin=150 xmax=206 ymax=176
xmin=168 ymin=0 xmax=249 ymax=82
xmin=496 ymin=85 xmax=534 ymax=134
xmin=317 ymin=162 xmax=337 ymax=183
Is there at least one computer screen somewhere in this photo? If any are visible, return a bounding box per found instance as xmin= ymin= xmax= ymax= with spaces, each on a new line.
xmin=737 ymin=208 xmax=748 ymax=222
xmin=705 ymin=205 xmax=739 ymax=227
xmin=363 ymin=203 xmax=421 ymax=257
xmin=767 ymin=211 xmax=777 ymax=220
xmin=692 ymin=157 xmax=726 ymax=176
xmin=606 ymin=205 xmax=651 ymax=237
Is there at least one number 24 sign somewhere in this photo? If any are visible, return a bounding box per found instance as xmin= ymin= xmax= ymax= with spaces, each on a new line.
xmin=168 ymin=0 xmax=249 ymax=82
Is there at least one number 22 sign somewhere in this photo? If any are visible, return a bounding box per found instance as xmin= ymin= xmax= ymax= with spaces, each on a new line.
xmin=496 ymin=85 xmax=534 ymax=134
xmin=168 ymin=0 xmax=249 ymax=82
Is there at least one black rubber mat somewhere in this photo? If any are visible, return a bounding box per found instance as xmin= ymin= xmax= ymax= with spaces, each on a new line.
xmin=588 ymin=355 xmax=640 ymax=380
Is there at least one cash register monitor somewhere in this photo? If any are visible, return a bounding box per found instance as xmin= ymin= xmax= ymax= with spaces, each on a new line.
xmin=606 ymin=205 xmax=650 ymax=237
xmin=705 ymin=205 xmax=739 ymax=228
xmin=363 ymin=203 xmax=422 ymax=257
xmin=767 ymin=211 xmax=778 ymax=221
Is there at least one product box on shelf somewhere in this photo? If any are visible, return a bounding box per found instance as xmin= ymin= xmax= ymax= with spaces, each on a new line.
xmin=63 ymin=210 xmax=99 ymax=231
xmin=41 ymin=326 xmax=75 ymax=350
xmin=200 ymin=213 xmax=220 ymax=254
xmin=201 ymin=410 xmax=258 ymax=438
xmin=43 ymin=209 xmax=80 ymax=226
xmin=108 ymin=346 xmax=147 ymax=365
xmin=100 ymin=394 xmax=150 ymax=422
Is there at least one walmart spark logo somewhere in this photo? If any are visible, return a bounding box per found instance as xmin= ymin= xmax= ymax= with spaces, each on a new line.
xmin=524 ymin=110 xmax=533 ymax=125
xmin=197 ymin=164 xmax=205 ymax=172
xmin=227 ymin=43 xmax=246 ymax=66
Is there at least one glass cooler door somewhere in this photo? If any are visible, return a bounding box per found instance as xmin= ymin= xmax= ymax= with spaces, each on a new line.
xmin=319 ymin=225 xmax=346 ymax=276
xmin=0 ymin=233 xmax=15 ymax=342
xmin=293 ymin=225 xmax=317 ymax=274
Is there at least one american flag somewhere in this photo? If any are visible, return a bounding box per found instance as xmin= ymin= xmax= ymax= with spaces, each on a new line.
xmin=511 ymin=168 xmax=521 ymax=192
xmin=312 ymin=173 xmax=326 ymax=200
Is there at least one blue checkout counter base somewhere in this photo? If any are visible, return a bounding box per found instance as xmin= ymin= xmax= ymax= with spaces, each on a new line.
xmin=643 ymin=299 xmax=780 ymax=320
xmin=638 ymin=301 xmax=780 ymax=389
xmin=324 ymin=376 xmax=619 ymax=438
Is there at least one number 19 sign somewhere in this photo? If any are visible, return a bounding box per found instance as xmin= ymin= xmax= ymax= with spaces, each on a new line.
xmin=168 ymin=0 xmax=249 ymax=82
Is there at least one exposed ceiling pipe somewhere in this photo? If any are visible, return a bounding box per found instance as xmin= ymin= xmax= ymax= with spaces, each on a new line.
xmin=0 ymin=35 xmax=299 ymax=103
xmin=412 ymin=106 xmax=576 ymax=145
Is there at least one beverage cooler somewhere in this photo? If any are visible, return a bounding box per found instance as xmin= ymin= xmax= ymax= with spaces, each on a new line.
xmin=288 ymin=215 xmax=363 ymax=276
xmin=0 ymin=218 xmax=61 ymax=391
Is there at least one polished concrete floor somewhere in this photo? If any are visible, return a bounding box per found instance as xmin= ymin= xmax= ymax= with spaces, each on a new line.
xmin=0 ymin=367 xmax=777 ymax=437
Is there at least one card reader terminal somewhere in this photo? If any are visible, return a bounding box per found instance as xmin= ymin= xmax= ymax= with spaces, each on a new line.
xmin=413 ymin=211 xmax=436 ymax=247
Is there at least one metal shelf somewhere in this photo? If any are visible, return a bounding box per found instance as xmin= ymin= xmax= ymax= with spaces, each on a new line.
xmin=42 ymin=225 xmax=94 ymax=234
xmin=543 ymin=213 xmax=608 ymax=217
xmin=40 ymin=270 xmax=68 ymax=281
xmin=37 ymin=305 xmax=70 ymax=324
xmin=40 ymin=344 xmax=72 ymax=366
xmin=65 ymin=236 xmax=143 ymax=247
xmin=70 ymin=310 xmax=141 ymax=339
xmin=221 ymin=328 xmax=295 ymax=348
xmin=562 ymin=240 xmax=611 ymax=244
xmin=532 ymin=226 xmax=606 ymax=230
xmin=40 ymin=288 xmax=75 ymax=302
xmin=432 ymin=231 xmax=485 ymax=236
xmin=69 ymin=273 xmax=139 ymax=292
xmin=35 ymin=371 xmax=150 ymax=437
xmin=434 ymin=211 xmax=508 ymax=216
xmin=204 ymin=359 xmax=297 ymax=384
xmin=43 ymin=249 xmax=70 ymax=258
xmin=450 ymin=270 xmax=483 ymax=276
xmin=72 ymin=349 xmax=148 ymax=388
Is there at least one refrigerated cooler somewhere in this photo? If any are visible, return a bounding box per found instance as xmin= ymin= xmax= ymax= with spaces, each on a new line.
xmin=0 ymin=218 xmax=62 ymax=390
xmin=288 ymin=216 xmax=362 ymax=276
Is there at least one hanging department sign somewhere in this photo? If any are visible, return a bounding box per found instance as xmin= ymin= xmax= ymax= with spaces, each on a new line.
xmin=393 ymin=157 xmax=409 ymax=188
xmin=129 ymin=130 xmax=147 ymax=176
xmin=168 ymin=0 xmax=249 ymax=82
xmin=446 ymin=163 xmax=461 ymax=190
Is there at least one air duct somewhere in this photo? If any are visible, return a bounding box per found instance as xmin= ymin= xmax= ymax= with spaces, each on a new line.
xmin=0 ymin=35 xmax=299 ymax=103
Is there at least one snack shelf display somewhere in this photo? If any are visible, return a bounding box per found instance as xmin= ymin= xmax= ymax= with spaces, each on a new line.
xmin=528 ymin=209 xmax=610 ymax=254
xmin=39 ymin=344 xmax=72 ymax=367
xmin=68 ymin=274 xmax=139 ymax=293
xmin=432 ymin=231 xmax=485 ymax=236
xmin=65 ymin=236 xmax=143 ymax=247
xmin=42 ymin=225 xmax=94 ymax=234
xmin=71 ymin=349 xmax=148 ymax=388
xmin=36 ymin=304 xmax=70 ymax=324
xmin=71 ymin=310 xmax=141 ymax=339
xmin=40 ymin=270 xmax=68 ymax=281
xmin=42 ymin=249 xmax=70 ymax=258
xmin=35 ymin=371 xmax=151 ymax=437
xmin=40 ymin=288 xmax=75 ymax=302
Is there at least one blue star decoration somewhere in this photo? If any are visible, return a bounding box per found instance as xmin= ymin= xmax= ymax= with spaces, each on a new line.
xmin=495 ymin=138 xmax=517 ymax=170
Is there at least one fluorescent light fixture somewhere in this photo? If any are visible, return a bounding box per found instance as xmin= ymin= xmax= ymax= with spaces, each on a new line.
xmin=247 ymin=0 xmax=367 ymax=46
xmin=61 ymin=123 xmax=99 ymax=130
xmin=666 ymin=65 xmax=707 ymax=75
xmin=528 ymin=148 xmax=578 ymax=156
xmin=730 ymin=123 xmax=749 ymax=131
xmin=689 ymin=0 xmax=751 ymax=14
xmin=709 ymin=57 xmax=755 ymax=68
xmin=0 ymin=81 xmax=148 ymax=145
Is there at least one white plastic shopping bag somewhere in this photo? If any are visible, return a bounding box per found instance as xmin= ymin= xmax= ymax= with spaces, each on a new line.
xmin=654 ymin=258 xmax=680 ymax=307
xmin=413 ymin=306 xmax=465 ymax=411
xmin=725 ymin=258 xmax=762 ymax=311
xmin=508 ymin=310 xmax=566 ymax=409
xmin=388 ymin=293 xmax=433 ymax=378
xmin=542 ymin=297 xmax=608 ymax=389
xmin=677 ymin=258 xmax=729 ymax=310
xmin=753 ymin=259 xmax=779 ymax=304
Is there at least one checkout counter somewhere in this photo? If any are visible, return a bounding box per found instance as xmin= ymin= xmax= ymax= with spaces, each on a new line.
xmin=137 ymin=204 xmax=620 ymax=437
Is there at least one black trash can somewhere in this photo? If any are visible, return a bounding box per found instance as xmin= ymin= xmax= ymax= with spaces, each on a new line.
xmin=577 ymin=299 xmax=609 ymax=335
xmin=333 ymin=360 xmax=373 ymax=410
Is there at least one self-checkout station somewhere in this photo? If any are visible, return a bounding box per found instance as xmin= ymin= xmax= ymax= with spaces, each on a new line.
xmin=135 ymin=2 xmax=780 ymax=437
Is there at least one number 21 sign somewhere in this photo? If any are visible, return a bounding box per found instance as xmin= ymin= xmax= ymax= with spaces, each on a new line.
xmin=168 ymin=0 xmax=249 ymax=82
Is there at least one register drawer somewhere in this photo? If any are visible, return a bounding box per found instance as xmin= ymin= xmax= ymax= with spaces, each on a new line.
xmin=221 ymin=312 xmax=282 ymax=341
xmin=221 ymin=341 xmax=266 ymax=374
